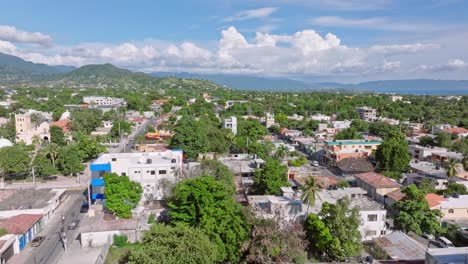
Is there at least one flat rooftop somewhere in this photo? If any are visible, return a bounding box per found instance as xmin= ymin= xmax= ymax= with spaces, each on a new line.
xmin=0 ymin=189 xmax=57 ymax=211
xmin=220 ymin=159 xmax=255 ymax=174
xmin=325 ymin=140 xmax=381 ymax=146
xmin=410 ymin=161 xmax=447 ymax=176
xmin=350 ymin=197 xmax=385 ymax=211
xmin=427 ymin=247 xmax=468 ymax=263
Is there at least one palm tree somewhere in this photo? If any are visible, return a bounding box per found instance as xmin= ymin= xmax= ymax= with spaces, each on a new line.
xmin=301 ymin=177 xmax=321 ymax=215
xmin=462 ymin=153 xmax=468 ymax=171
xmin=43 ymin=142 xmax=60 ymax=168
xmin=31 ymin=135 xmax=42 ymax=150
xmin=275 ymin=144 xmax=289 ymax=160
xmin=446 ymin=158 xmax=458 ymax=179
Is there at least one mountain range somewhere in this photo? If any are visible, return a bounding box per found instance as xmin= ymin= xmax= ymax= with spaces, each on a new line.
xmin=1 ymin=52 xmax=467 ymax=95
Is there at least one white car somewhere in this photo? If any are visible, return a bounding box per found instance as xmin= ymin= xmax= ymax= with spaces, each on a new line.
xmin=312 ymin=161 xmax=319 ymax=167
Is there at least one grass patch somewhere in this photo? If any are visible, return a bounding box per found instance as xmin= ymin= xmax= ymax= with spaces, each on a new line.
xmin=104 ymin=244 xmax=139 ymax=264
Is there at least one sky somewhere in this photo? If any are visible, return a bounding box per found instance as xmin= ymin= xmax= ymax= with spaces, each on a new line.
xmin=0 ymin=0 xmax=467 ymax=82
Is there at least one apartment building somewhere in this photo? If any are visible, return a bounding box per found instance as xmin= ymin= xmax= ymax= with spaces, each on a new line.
xmin=324 ymin=140 xmax=381 ymax=163
xmin=357 ymin=107 xmax=377 ymax=122
xmin=83 ymin=96 xmax=127 ymax=110
xmin=223 ymin=116 xmax=238 ymax=135
xmin=90 ymin=150 xmax=183 ymax=201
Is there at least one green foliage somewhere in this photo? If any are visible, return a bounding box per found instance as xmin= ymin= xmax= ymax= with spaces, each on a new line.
xmin=253 ymin=158 xmax=289 ymax=195
xmin=274 ymin=144 xmax=289 ymax=160
xmin=32 ymin=154 xmax=58 ymax=177
xmin=364 ymin=243 xmax=390 ymax=260
xmin=369 ymin=122 xmax=402 ymax=139
xmin=246 ymin=218 xmax=308 ymax=264
xmin=418 ymin=178 xmax=437 ymax=194
xmin=234 ymin=118 xmax=267 ymax=152
xmin=0 ymin=228 xmax=8 ymax=236
xmin=104 ymin=173 xmax=143 ymax=219
xmin=394 ymin=184 xmax=443 ymax=235
xmin=128 ymin=224 xmax=219 ymax=264
xmin=337 ymin=180 xmax=350 ymax=188
xmin=435 ymin=132 xmax=452 ymax=148
xmin=76 ymin=134 xmax=106 ymax=161
xmin=147 ymin=213 xmax=156 ymax=224
xmin=199 ymin=160 xmax=235 ymax=193
xmin=70 ymin=108 xmax=103 ymax=135
xmin=0 ymin=145 xmax=31 ymax=177
xmin=446 ymin=158 xmax=458 ymax=178
xmin=110 ymin=120 xmax=132 ymax=139
xmin=439 ymin=182 xmax=468 ymax=195
xmin=289 ymin=156 xmax=309 ymax=167
xmin=50 ymin=125 xmax=66 ymax=146
xmin=168 ymin=176 xmax=249 ymax=262
xmin=0 ymin=118 xmax=15 ymax=141
xmin=305 ymin=198 xmax=362 ymax=261
xmin=113 ymin=234 xmax=128 ymax=248
xmin=419 ymin=136 xmax=435 ymax=147
xmin=57 ymin=144 xmax=84 ymax=175
xmin=247 ymin=141 xmax=274 ymax=160
xmin=351 ymin=119 xmax=369 ymax=132
xmin=335 ymin=127 xmax=363 ymax=140
xmin=375 ymin=132 xmax=411 ymax=179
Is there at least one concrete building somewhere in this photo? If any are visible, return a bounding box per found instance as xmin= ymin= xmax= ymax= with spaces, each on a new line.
xmin=410 ymin=160 xmax=447 ymax=178
xmin=404 ymin=173 xmax=448 ymax=191
xmin=90 ymin=150 xmax=184 ymax=202
xmin=0 ymin=214 xmax=43 ymax=253
xmin=331 ymin=120 xmax=352 ymax=130
xmin=390 ymin=95 xmax=403 ymax=102
xmin=265 ymin=112 xmax=275 ymax=128
xmin=0 ymin=234 xmax=15 ymax=263
xmin=374 ymin=231 xmax=426 ymax=262
xmin=409 ymin=145 xmax=447 ymax=161
xmin=355 ymin=172 xmax=400 ymax=203
xmin=223 ymin=116 xmax=238 ymax=135
xmin=310 ymin=114 xmax=331 ymax=122
xmin=150 ymin=99 xmax=169 ymax=112
xmin=83 ymin=96 xmax=126 ymax=111
xmin=15 ymin=111 xmax=51 ymax=145
xmin=429 ymin=194 xmax=468 ymax=221
xmin=357 ymin=107 xmax=377 ymax=122
xmin=426 ymin=247 xmax=468 ymax=264
xmin=324 ymin=140 xmax=381 ymax=163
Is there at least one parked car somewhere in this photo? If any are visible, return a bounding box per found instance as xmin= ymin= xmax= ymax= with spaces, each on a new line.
xmin=31 ymin=236 xmax=46 ymax=247
xmin=312 ymin=161 xmax=319 ymax=167
xmin=43 ymin=175 xmax=58 ymax=180
xmin=437 ymin=236 xmax=455 ymax=248
xmin=422 ymin=234 xmax=435 ymax=241
xmin=80 ymin=203 xmax=89 ymax=213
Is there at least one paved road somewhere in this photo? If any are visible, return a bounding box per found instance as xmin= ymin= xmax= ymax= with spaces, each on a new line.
xmin=109 ymin=117 xmax=159 ymax=153
xmin=16 ymin=191 xmax=86 ymax=264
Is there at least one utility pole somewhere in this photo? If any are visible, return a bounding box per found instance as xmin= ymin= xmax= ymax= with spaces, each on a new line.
xmin=32 ymin=167 xmax=36 ymax=188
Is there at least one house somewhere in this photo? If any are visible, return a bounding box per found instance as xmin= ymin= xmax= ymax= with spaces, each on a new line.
xmin=223 ymin=116 xmax=238 ymax=135
xmin=279 ymin=128 xmax=302 ymax=138
xmin=323 ymin=140 xmax=381 ymax=164
xmin=225 ymin=100 xmax=248 ymax=109
xmin=390 ymin=95 xmax=403 ymax=102
xmin=355 ymin=172 xmax=400 ymax=203
xmin=310 ymin=114 xmax=331 ymax=122
xmin=83 ymin=96 xmax=126 ymax=111
xmin=444 ymin=127 xmax=468 ymax=138
xmin=357 ymin=107 xmax=377 ymax=122
xmin=410 ymin=160 xmax=447 ymax=178
xmin=409 ymin=145 xmax=447 ymax=161
xmin=287 ymin=114 xmax=304 ymax=121
xmin=0 ymin=214 xmax=43 ymax=253
xmin=51 ymin=119 xmax=71 ymax=133
xmin=403 ymin=173 xmax=448 ymax=191
xmin=15 ymin=110 xmax=52 ymax=145
xmin=374 ymin=231 xmax=426 ymax=262
xmin=336 ymin=157 xmax=374 ymax=175
xmin=90 ymin=150 xmax=184 ymax=202
xmin=0 ymin=234 xmax=15 ymax=263
xmin=264 ymin=112 xmax=275 ymax=128
xmin=426 ymin=247 xmax=468 ymax=264
xmin=331 ymin=120 xmax=351 ymax=130
xmin=429 ymin=193 xmax=468 ymax=221
xmin=150 ymin=99 xmax=169 ymax=112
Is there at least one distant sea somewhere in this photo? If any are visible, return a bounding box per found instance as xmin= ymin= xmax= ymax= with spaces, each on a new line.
xmin=355 ymin=89 xmax=468 ymax=96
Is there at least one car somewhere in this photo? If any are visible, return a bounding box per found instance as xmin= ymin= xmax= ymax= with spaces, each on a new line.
xmin=422 ymin=234 xmax=435 ymax=241
xmin=68 ymin=222 xmax=77 ymax=230
xmin=43 ymin=175 xmax=58 ymax=180
xmin=31 ymin=236 xmax=46 ymax=247
xmin=80 ymin=203 xmax=89 ymax=213
xmin=312 ymin=161 xmax=319 ymax=167
xmin=437 ymin=236 xmax=455 ymax=248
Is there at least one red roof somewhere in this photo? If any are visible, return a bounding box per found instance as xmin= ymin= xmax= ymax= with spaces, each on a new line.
xmin=0 ymin=214 xmax=42 ymax=234
xmin=444 ymin=127 xmax=468 ymax=134
xmin=425 ymin=193 xmax=447 ymax=208
xmin=315 ymin=176 xmax=339 ymax=189
xmin=356 ymin=172 xmax=400 ymax=189
xmin=51 ymin=119 xmax=71 ymax=132
xmin=386 ymin=189 xmax=405 ymax=202
xmin=130 ymin=117 xmax=145 ymax=123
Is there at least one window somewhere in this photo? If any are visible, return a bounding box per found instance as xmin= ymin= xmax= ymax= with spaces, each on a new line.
xmin=151 ymin=170 xmax=155 ymax=175
xmin=121 ymin=173 xmax=126 ymax=176
xmin=111 ymin=158 xmax=116 ymax=162
xmin=171 ymin=167 xmax=176 ymax=170
xmin=365 ymin=230 xmax=377 ymax=236
xmin=367 ymin=214 xmax=378 ymax=222
xmin=159 ymin=170 xmax=167 ymax=175
xmin=449 ymin=209 xmax=454 ymax=214
xmin=171 ymin=159 xmax=177 ymax=163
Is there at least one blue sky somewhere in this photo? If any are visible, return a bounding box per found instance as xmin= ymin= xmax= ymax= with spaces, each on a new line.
xmin=0 ymin=0 xmax=467 ymax=82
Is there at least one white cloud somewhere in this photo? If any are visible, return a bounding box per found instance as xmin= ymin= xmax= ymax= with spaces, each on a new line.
xmin=0 ymin=25 xmax=52 ymax=45
xmin=4 ymin=25 xmax=465 ymax=80
xmin=310 ymin=16 xmax=439 ymax=32
xmin=222 ymin=7 xmax=278 ymax=22
xmin=270 ymin=0 xmax=389 ymax=10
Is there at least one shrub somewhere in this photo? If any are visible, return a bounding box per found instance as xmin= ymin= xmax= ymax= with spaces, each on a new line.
xmin=113 ymin=234 xmax=128 ymax=248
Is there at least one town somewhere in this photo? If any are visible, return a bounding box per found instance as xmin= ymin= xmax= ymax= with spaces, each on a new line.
xmin=0 ymin=80 xmax=466 ymax=264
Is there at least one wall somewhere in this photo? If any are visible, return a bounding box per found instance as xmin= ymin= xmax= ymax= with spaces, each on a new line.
xmin=359 ymin=210 xmax=387 ymax=241
xmin=80 ymin=230 xmax=137 ymax=248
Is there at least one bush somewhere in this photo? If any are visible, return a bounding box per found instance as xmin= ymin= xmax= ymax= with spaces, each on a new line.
xmin=0 ymin=228 xmax=7 ymax=237
xmin=113 ymin=234 xmax=128 ymax=248
xmin=147 ymin=213 xmax=156 ymax=224
xmin=289 ymin=157 xmax=309 ymax=167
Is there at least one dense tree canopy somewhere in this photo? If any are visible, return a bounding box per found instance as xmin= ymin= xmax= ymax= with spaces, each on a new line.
xmin=57 ymin=144 xmax=84 ymax=175
xmin=0 ymin=145 xmax=31 ymax=178
xmin=168 ymin=176 xmax=249 ymax=262
xmin=253 ymin=158 xmax=289 ymax=195
xmin=104 ymin=173 xmax=143 ymax=219
xmin=375 ymin=131 xmax=411 ymax=179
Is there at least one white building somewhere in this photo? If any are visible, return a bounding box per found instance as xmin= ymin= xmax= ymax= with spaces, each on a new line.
xmin=90 ymin=150 xmax=184 ymax=201
xmin=248 ymin=187 xmax=387 ymax=241
xmin=265 ymin=112 xmax=275 ymax=128
xmin=331 ymin=120 xmax=352 ymax=130
xmin=409 ymin=145 xmax=447 ymax=161
xmin=390 ymin=95 xmax=403 ymax=102
xmin=83 ymin=96 xmax=127 ymax=110
xmin=15 ymin=110 xmax=51 ymax=145
xmin=224 ymin=116 xmax=238 ymax=135
xmin=310 ymin=114 xmax=331 ymax=122
xmin=357 ymin=107 xmax=377 ymax=122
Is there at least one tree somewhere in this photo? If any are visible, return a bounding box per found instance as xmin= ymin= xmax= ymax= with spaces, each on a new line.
xmin=351 ymin=119 xmax=369 ymax=132
xmin=435 ymin=132 xmax=452 ymax=148
xmin=0 ymin=145 xmax=31 ymax=179
xmin=76 ymin=134 xmax=106 ymax=161
xmin=375 ymin=131 xmax=411 ymax=179
xmin=441 ymin=182 xmax=467 ymax=195
xmin=32 ymin=154 xmax=58 ymax=177
xmin=393 ymin=184 xmax=443 ymax=235
xmin=246 ymin=218 xmax=308 ymax=264
xmin=335 ymin=128 xmax=363 ymax=140
xmin=170 ymin=117 xmax=209 ymax=160
xmin=50 ymin=125 xmax=66 ymax=146
xmin=419 ymin=136 xmax=435 ymax=147
xmin=301 ymin=177 xmax=321 ymax=214
xmin=446 ymin=158 xmax=458 ymax=179
xmin=304 ymin=214 xmax=332 ymax=257
xmin=463 ymin=153 xmax=468 ymax=171
xmin=253 ymin=158 xmax=289 ymax=195
xmin=0 ymin=118 xmax=16 ymax=141
xmin=110 ymin=120 xmax=132 ymax=139
xmin=419 ymin=178 xmax=436 ymax=194
xmin=168 ymin=176 xmax=249 ymax=262
xmin=104 ymin=173 xmax=142 ymax=219
xmin=57 ymin=144 xmax=84 ymax=175
xmin=198 ymin=160 xmax=235 ymax=193
xmin=318 ymin=198 xmax=362 ymax=261
xmin=42 ymin=142 xmax=60 ymax=168
xmin=128 ymin=224 xmax=219 ymax=264
xmin=70 ymin=108 xmax=102 ymax=135
xmin=275 ymin=144 xmax=289 ymax=160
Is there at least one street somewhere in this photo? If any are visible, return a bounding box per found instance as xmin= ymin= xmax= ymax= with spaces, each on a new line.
xmin=12 ymin=191 xmax=87 ymax=264
xmin=109 ymin=117 xmax=159 ymax=153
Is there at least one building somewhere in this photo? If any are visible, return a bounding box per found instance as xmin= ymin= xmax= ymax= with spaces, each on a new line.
xmin=223 ymin=116 xmax=238 ymax=135
xmin=225 ymin=100 xmax=248 ymax=109
xmin=15 ymin=111 xmax=51 ymax=145
xmin=150 ymin=99 xmax=169 ymax=112
xmin=426 ymin=247 xmax=468 ymax=264
xmin=0 ymin=138 xmax=13 ymax=149
xmin=409 ymin=145 xmax=447 ymax=161
xmin=410 ymin=160 xmax=447 ymax=178
xmin=357 ymin=107 xmax=377 ymax=122
xmin=404 ymin=173 xmax=448 ymax=191
xmin=83 ymin=96 xmax=126 ymax=111
xmin=279 ymin=128 xmax=302 ymax=138
xmin=374 ymin=231 xmax=426 ymax=262
xmin=90 ymin=150 xmax=183 ymax=202
xmin=355 ymin=172 xmax=400 ymax=203
xmin=331 ymin=120 xmax=352 ymax=130
xmin=390 ymin=95 xmax=403 ymax=102
xmin=429 ymin=193 xmax=468 ymax=221
xmin=324 ymin=140 xmax=381 ymax=163
xmin=0 ymin=214 xmax=43 ymax=253
xmin=264 ymin=112 xmax=275 ymax=128
xmin=0 ymin=234 xmax=15 ymax=263
xmin=310 ymin=114 xmax=331 ymax=122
